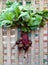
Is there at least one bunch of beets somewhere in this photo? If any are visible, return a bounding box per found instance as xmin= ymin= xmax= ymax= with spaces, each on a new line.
xmin=16 ymin=32 xmax=32 ymax=52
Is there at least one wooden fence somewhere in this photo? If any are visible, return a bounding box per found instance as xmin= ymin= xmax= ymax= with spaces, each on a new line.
xmin=0 ymin=0 xmax=48 ymax=65
xmin=0 ymin=22 xmax=48 ymax=65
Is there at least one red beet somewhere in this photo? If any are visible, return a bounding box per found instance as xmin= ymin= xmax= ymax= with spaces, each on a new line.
xmin=17 ymin=32 xmax=32 ymax=52
xmin=21 ymin=32 xmax=29 ymax=45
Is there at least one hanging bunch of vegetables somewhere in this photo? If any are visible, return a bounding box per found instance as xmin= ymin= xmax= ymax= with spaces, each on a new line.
xmin=0 ymin=1 xmax=48 ymax=52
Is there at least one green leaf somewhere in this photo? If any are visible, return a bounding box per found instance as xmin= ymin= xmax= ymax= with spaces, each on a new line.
xmin=0 ymin=12 xmax=5 ymax=22
xmin=4 ymin=11 xmax=15 ymax=20
xmin=43 ymin=59 xmax=47 ymax=63
xmin=19 ymin=6 xmax=23 ymax=10
xmin=36 ymin=11 xmax=44 ymax=15
xmin=6 ymin=1 xmax=13 ymax=8
xmin=22 ymin=27 xmax=27 ymax=32
xmin=7 ymin=2 xmax=20 ymax=12
xmin=14 ymin=6 xmax=21 ymax=20
xmin=8 ymin=2 xmax=21 ymax=20
xmin=43 ymin=13 xmax=48 ymax=20
xmin=28 ymin=17 xmax=35 ymax=27
xmin=19 ymin=12 xmax=30 ymax=22
xmin=2 ymin=20 xmax=12 ymax=27
xmin=19 ymin=12 xmax=28 ymax=18
xmin=0 ymin=10 xmax=15 ymax=22
xmin=42 ymin=9 xmax=48 ymax=13
xmin=32 ymin=15 xmax=42 ymax=26
xmin=0 ymin=22 xmax=2 ymax=27
xmin=42 ymin=10 xmax=48 ymax=20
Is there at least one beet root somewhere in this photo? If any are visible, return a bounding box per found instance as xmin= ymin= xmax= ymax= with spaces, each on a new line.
xmin=21 ymin=32 xmax=29 ymax=45
xmin=16 ymin=32 xmax=32 ymax=52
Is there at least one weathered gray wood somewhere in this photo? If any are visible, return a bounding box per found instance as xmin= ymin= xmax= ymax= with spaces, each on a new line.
xmin=39 ymin=0 xmax=44 ymax=65
xmin=31 ymin=0 xmax=36 ymax=11
xmin=22 ymin=0 xmax=26 ymax=6
xmin=39 ymin=28 xmax=44 ymax=65
xmin=7 ymin=28 xmax=11 ymax=65
xmin=0 ymin=28 xmax=3 ymax=65
xmin=39 ymin=0 xmax=44 ymax=10
xmin=23 ymin=51 xmax=28 ymax=65
xmin=15 ymin=28 xmax=19 ymax=65
xmin=0 ymin=0 xmax=2 ymax=11
xmin=31 ymin=31 xmax=35 ymax=65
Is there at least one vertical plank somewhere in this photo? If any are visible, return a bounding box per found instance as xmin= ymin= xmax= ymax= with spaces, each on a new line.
xmin=31 ymin=0 xmax=36 ymax=11
xmin=31 ymin=31 xmax=35 ymax=65
xmin=23 ymin=51 xmax=28 ymax=65
xmin=3 ymin=28 xmax=7 ymax=65
xmin=28 ymin=47 xmax=31 ymax=65
xmin=15 ymin=28 xmax=18 ymax=65
xmin=7 ymin=28 xmax=11 ymax=65
xmin=19 ymin=50 xmax=23 ymax=65
xmin=27 ymin=34 xmax=31 ymax=65
xmin=22 ymin=0 xmax=26 ymax=6
xmin=39 ymin=0 xmax=44 ymax=65
xmin=39 ymin=0 xmax=44 ymax=10
xmin=0 ymin=28 xmax=3 ymax=65
xmin=39 ymin=28 xmax=44 ymax=65
xmin=43 ymin=22 xmax=48 ymax=65
xmin=0 ymin=0 xmax=2 ymax=12
xmin=35 ymin=28 xmax=40 ymax=65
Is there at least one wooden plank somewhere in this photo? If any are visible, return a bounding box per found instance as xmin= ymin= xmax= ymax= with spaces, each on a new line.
xmin=31 ymin=0 xmax=36 ymax=11
xmin=43 ymin=22 xmax=48 ymax=65
xmin=19 ymin=50 xmax=23 ymax=65
xmin=35 ymin=28 xmax=40 ymax=65
xmin=15 ymin=28 xmax=18 ymax=65
xmin=39 ymin=28 xmax=44 ymax=65
xmin=28 ymin=47 xmax=31 ymax=65
xmin=0 ymin=28 xmax=3 ymax=65
xmin=39 ymin=0 xmax=44 ymax=10
xmin=23 ymin=51 xmax=28 ymax=65
xmin=7 ymin=28 xmax=11 ymax=65
xmin=39 ymin=0 xmax=44 ymax=65
xmin=31 ymin=31 xmax=35 ymax=65
xmin=0 ymin=0 xmax=2 ymax=12
xmin=22 ymin=0 xmax=26 ymax=6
